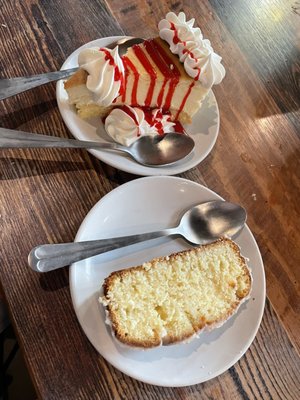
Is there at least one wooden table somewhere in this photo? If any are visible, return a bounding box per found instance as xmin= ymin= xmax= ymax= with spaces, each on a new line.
xmin=1 ymin=0 xmax=299 ymax=398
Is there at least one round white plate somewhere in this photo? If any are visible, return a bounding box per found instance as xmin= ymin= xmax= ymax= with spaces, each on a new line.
xmin=70 ymin=176 xmax=265 ymax=387
xmin=56 ymin=37 xmax=220 ymax=176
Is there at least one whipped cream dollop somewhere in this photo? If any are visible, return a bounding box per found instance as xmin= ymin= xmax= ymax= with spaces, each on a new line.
xmin=105 ymin=106 xmax=176 ymax=146
xmin=78 ymin=47 xmax=124 ymax=106
xmin=158 ymin=12 xmax=225 ymax=88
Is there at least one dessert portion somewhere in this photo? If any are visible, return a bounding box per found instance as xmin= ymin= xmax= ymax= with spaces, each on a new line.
xmin=114 ymin=36 xmax=210 ymax=124
xmin=64 ymin=46 xmax=124 ymax=119
xmin=105 ymin=106 xmax=180 ymax=146
xmin=158 ymin=13 xmax=225 ymax=88
xmin=99 ymin=238 xmax=252 ymax=349
xmin=64 ymin=12 xmax=225 ymax=144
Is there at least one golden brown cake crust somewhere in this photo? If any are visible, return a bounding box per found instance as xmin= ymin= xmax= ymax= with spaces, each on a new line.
xmin=64 ymin=68 xmax=87 ymax=89
xmin=102 ymin=238 xmax=252 ymax=349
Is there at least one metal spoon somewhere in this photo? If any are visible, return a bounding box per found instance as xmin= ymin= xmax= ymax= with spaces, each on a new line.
xmin=0 ymin=127 xmax=194 ymax=166
xmin=28 ymin=200 xmax=247 ymax=272
xmin=0 ymin=37 xmax=144 ymax=100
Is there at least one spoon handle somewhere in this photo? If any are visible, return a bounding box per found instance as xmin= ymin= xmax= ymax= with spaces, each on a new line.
xmin=0 ymin=68 xmax=79 ymax=100
xmin=0 ymin=128 xmax=123 ymax=151
xmin=28 ymin=228 xmax=176 ymax=272
xmin=0 ymin=37 xmax=143 ymax=101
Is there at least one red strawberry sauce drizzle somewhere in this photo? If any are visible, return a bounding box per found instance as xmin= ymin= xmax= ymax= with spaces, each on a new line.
xmin=143 ymin=107 xmax=185 ymax=135
xmin=111 ymin=30 xmax=200 ymax=120
xmin=99 ymin=48 xmax=125 ymax=96
xmin=143 ymin=40 xmax=172 ymax=108
xmin=122 ymin=105 xmax=141 ymax=136
xmin=127 ymin=106 xmax=185 ymax=135
xmin=169 ymin=22 xmax=201 ymax=82
xmin=133 ymin=38 xmax=198 ymax=119
xmin=132 ymin=45 xmax=156 ymax=107
xmin=122 ymin=56 xmax=139 ymax=105
xmin=104 ymin=106 xmax=185 ymax=136
xmin=170 ymin=22 xmax=182 ymax=45
xmin=149 ymin=38 xmax=181 ymax=111
xmin=144 ymin=108 xmax=165 ymax=134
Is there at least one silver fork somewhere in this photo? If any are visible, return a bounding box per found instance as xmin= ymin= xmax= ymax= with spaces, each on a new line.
xmin=0 ymin=37 xmax=143 ymax=101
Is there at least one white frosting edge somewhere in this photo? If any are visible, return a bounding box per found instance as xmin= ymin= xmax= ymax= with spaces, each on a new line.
xmin=158 ymin=12 xmax=226 ymax=88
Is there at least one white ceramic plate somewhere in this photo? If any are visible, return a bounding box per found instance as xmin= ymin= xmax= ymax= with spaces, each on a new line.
xmin=56 ymin=37 xmax=220 ymax=176
xmin=70 ymin=176 xmax=265 ymax=387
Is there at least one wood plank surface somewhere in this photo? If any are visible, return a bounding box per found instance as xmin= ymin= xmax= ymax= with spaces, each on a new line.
xmin=106 ymin=0 xmax=300 ymax=351
xmin=0 ymin=0 xmax=299 ymax=398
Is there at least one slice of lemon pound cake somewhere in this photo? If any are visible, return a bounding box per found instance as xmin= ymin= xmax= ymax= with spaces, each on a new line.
xmin=100 ymin=238 xmax=252 ymax=348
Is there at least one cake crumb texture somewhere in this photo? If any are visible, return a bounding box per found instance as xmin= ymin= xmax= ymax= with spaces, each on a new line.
xmin=101 ymin=238 xmax=252 ymax=348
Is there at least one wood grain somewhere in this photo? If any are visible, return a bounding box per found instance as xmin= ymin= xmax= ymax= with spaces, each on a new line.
xmin=0 ymin=0 xmax=299 ymax=398
xmin=0 ymin=1 xmax=123 ymax=395
xmin=209 ymin=0 xmax=300 ymax=130
xmin=106 ymin=0 xmax=300 ymax=352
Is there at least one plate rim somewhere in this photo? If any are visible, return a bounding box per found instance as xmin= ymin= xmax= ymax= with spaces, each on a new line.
xmin=56 ymin=36 xmax=220 ymax=176
xmin=69 ymin=176 xmax=266 ymax=387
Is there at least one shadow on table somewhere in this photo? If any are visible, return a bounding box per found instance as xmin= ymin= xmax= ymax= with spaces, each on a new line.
xmin=39 ymin=269 xmax=69 ymax=292
xmin=0 ymin=96 xmax=57 ymax=130
xmin=1 ymin=325 xmax=36 ymax=400
xmin=0 ymin=156 xmax=89 ymax=181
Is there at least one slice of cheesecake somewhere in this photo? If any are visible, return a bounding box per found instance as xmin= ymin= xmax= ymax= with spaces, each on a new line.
xmin=64 ymin=37 xmax=209 ymax=123
xmin=64 ymin=68 xmax=111 ymax=119
xmin=116 ymin=37 xmax=209 ymax=123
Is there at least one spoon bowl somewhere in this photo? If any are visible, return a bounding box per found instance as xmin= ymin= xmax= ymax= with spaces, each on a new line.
xmin=28 ymin=200 xmax=247 ymax=272
xmin=179 ymin=201 xmax=247 ymax=244
xmin=130 ymin=132 xmax=195 ymax=166
xmin=101 ymin=132 xmax=195 ymax=166
xmin=115 ymin=37 xmax=145 ymax=56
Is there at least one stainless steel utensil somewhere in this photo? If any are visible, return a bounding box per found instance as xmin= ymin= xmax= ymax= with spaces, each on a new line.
xmin=28 ymin=200 xmax=247 ymax=272
xmin=0 ymin=37 xmax=144 ymax=100
xmin=0 ymin=127 xmax=195 ymax=166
